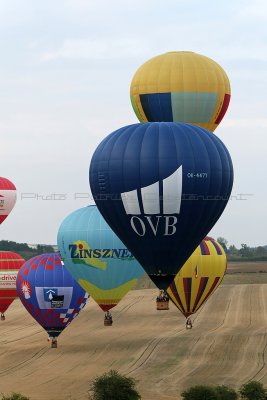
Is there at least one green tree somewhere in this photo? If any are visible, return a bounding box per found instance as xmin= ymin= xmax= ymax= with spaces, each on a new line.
xmin=1 ymin=393 xmax=30 ymax=400
xmin=36 ymin=244 xmax=55 ymax=254
xmin=228 ymin=245 xmax=239 ymax=256
xmin=255 ymin=246 xmax=267 ymax=257
xmin=217 ymin=237 xmax=228 ymax=253
xmin=239 ymin=380 xmax=267 ymax=400
xmin=88 ymin=370 xmax=141 ymax=400
xmin=181 ymin=385 xmax=217 ymax=400
xmin=0 ymin=240 xmax=31 ymax=252
xmin=240 ymin=244 xmax=252 ymax=258
xmin=214 ymin=385 xmax=238 ymax=399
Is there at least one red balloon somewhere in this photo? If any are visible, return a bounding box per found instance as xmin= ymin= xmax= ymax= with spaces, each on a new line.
xmin=0 ymin=251 xmax=25 ymax=319
xmin=0 ymin=177 xmax=16 ymax=225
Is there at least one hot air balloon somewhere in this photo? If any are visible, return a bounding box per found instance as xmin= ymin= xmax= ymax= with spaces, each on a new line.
xmin=89 ymin=122 xmax=233 ymax=290
xmin=16 ymin=253 xmax=88 ymax=347
xmin=167 ymin=237 xmax=227 ymax=328
xmin=0 ymin=251 xmax=25 ymax=320
xmin=57 ymin=205 xmax=144 ymax=325
xmin=0 ymin=177 xmax=16 ymax=225
xmin=130 ymin=51 xmax=231 ymax=132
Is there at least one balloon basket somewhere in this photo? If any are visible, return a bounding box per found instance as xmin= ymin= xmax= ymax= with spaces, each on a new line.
xmin=104 ymin=319 xmax=113 ymax=326
xmin=156 ymin=300 xmax=169 ymax=310
xmin=1 ymin=314 xmax=5 ymax=321
xmin=186 ymin=319 xmax=193 ymax=329
xmin=51 ymin=338 xmax=58 ymax=348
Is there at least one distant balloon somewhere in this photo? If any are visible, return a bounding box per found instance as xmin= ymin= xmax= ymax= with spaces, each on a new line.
xmin=16 ymin=253 xmax=88 ymax=346
xmin=89 ymin=122 xmax=233 ymax=289
xmin=0 ymin=177 xmax=16 ymax=225
xmin=167 ymin=237 xmax=227 ymax=319
xmin=0 ymin=251 xmax=25 ymax=320
xmin=57 ymin=206 xmax=144 ymax=319
xmin=130 ymin=51 xmax=231 ymax=132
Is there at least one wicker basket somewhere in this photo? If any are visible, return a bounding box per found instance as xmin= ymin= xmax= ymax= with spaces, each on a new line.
xmin=156 ymin=300 xmax=169 ymax=310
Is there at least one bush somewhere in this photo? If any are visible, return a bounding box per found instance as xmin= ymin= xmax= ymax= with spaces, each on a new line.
xmin=181 ymin=385 xmax=217 ymax=400
xmin=1 ymin=394 xmax=30 ymax=400
xmin=239 ymin=381 xmax=267 ymax=399
xmin=88 ymin=369 xmax=141 ymax=400
xmin=214 ymin=385 xmax=238 ymax=399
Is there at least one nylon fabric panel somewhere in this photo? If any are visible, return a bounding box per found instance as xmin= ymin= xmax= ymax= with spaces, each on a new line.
xmin=190 ymin=131 xmax=233 ymax=252
xmin=171 ymin=92 xmax=217 ymax=123
xmin=191 ymin=277 xmax=209 ymax=312
xmin=0 ymin=177 xmax=16 ymax=190
xmin=0 ymin=178 xmax=17 ymax=224
xmin=140 ymin=93 xmax=173 ymax=121
xmin=130 ymin=95 xmax=145 ymax=122
xmin=168 ymin=281 xmax=186 ymax=315
xmin=215 ymin=94 xmax=231 ymax=124
xmin=130 ymin=95 xmax=148 ymax=122
xmin=78 ymin=278 xmax=139 ymax=311
xmin=139 ymin=94 xmax=155 ymax=121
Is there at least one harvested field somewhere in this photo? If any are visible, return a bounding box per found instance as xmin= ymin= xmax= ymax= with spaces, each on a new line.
xmin=1 ymin=273 xmax=267 ymax=399
xmin=227 ymin=261 xmax=267 ymax=273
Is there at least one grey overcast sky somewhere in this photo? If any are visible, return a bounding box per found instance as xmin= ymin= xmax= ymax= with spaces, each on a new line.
xmin=0 ymin=0 xmax=266 ymax=247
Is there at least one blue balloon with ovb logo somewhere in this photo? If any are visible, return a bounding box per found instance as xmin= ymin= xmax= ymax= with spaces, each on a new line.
xmin=89 ymin=122 xmax=233 ymax=289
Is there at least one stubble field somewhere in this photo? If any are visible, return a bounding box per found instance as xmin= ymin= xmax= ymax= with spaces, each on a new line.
xmin=1 ymin=262 xmax=267 ymax=400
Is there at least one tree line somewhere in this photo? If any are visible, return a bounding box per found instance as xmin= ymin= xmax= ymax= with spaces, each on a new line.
xmin=217 ymin=237 xmax=267 ymax=261
xmin=1 ymin=238 xmax=266 ymax=263
xmin=2 ymin=373 xmax=267 ymax=399
xmin=0 ymin=240 xmax=55 ymax=260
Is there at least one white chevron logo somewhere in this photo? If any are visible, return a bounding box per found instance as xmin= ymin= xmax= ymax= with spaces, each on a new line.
xmin=121 ymin=165 xmax=183 ymax=215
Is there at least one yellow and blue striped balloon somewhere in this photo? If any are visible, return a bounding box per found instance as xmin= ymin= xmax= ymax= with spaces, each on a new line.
xmin=130 ymin=51 xmax=231 ymax=132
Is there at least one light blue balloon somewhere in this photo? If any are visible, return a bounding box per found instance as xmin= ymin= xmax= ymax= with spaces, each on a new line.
xmin=57 ymin=205 xmax=144 ymax=311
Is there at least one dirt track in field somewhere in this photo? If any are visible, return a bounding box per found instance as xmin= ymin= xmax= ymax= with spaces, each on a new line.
xmin=2 ymin=276 xmax=267 ymax=399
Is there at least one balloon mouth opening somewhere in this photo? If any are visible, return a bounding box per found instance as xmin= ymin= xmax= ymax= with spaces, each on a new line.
xmin=99 ymin=304 xmax=117 ymax=312
xmin=184 ymin=312 xmax=193 ymax=318
xmin=149 ymin=274 xmax=176 ymax=290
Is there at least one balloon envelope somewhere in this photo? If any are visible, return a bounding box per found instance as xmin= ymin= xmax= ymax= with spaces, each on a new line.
xmin=0 ymin=177 xmax=16 ymax=224
xmin=57 ymin=206 xmax=144 ymax=312
xmin=167 ymin=237 xmax=227 ymax=318
xmin=16 ymin=253 xmax=88 ymax=338
xmin=130 ymin=51 xmax=231 ymax=132
xmin=89 ymin=122 xmax=233 ymax=289
xmin=0 ymin=251 xmax=25 ymax=315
